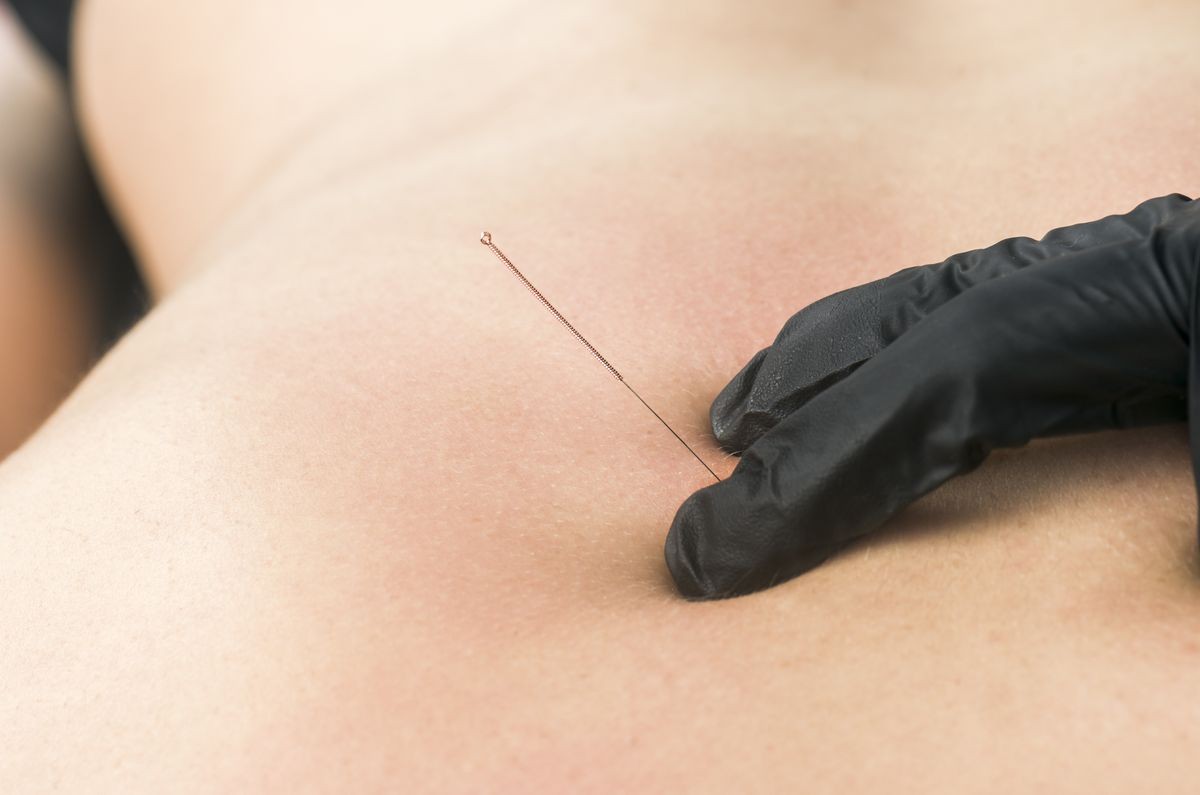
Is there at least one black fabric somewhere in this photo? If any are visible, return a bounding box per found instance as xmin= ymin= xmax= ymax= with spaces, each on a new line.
xmin=7 ymin=0 xmax=74 ymax=73
xmin=6 ymin=0 xmax=147 ymax=351
xmin=666 ymin=194 xmax=1199 ymax=599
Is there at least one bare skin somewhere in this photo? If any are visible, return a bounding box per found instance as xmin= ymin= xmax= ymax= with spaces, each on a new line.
xmin=0 ymin=8 xmax=97 ymax=456
xmin=2 ymin=1 xmax=1200 ymax=791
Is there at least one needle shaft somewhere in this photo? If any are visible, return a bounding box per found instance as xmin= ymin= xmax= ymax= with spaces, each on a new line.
xmin=480 ymin=231 xmax=721 ymax=482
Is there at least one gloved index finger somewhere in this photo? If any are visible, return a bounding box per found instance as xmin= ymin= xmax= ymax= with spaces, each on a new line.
xmin=710 ymin=193 xmax=1195 ymax=455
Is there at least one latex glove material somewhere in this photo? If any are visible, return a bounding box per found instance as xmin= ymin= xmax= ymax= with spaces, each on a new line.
xmin=666 ymin=194 xmax=1199 ymax=599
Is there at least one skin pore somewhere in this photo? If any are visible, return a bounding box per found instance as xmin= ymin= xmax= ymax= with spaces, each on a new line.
xmin=2 ymin=0 xmax=1200 ymax=790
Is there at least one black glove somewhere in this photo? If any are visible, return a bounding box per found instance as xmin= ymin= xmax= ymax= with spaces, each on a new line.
xmin=666 ymin=193 xmax=1199 ymax=599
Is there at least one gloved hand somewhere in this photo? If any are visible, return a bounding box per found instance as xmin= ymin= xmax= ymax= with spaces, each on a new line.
xmin=666 ymin=193 xmax=1199 ymax=599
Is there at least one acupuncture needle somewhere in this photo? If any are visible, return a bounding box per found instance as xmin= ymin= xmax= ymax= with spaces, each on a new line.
xmin=479 ymin=231 xmax=721 ymax=482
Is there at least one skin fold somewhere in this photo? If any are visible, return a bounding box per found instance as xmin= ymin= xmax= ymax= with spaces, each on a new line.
xmin=2 ymin=0 xmax=1199 ymax=790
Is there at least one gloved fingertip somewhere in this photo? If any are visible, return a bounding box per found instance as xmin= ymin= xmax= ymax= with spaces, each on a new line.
xmin=662 ymin=489 xmax=734 ymax=600
xmin=664 ymin=492 xmax=719 ymax=600
xmin=710 ymin=349 xmax=769 ymax=451
xmin=666 ymin=439 xmax=854 ymax=598
xmin=665 ymin=476 xmax=769 ymax=600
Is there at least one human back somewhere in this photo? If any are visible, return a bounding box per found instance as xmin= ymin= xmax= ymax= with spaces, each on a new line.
xmin=1 ymin=0 xmax=1198 ymax=790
